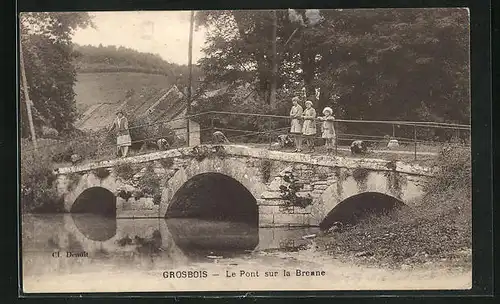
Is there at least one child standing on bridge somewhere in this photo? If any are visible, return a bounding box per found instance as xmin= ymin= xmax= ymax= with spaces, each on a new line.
xmin=301 ymin=100 xmax=317 ymax=152
xmin=289 ymin=97 xmax=303 ymax=152
xmin=319 ymin=107 xmax=335 ymax=154
xmin=109 ymin=111 xmax=132 ymax=158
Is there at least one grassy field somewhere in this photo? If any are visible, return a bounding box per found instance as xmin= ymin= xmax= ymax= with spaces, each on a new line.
xmin=74 ymin=72 xmax=174 ymax=114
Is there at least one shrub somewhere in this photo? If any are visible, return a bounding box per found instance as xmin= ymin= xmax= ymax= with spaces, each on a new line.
xmin=20 ymin=148 xmax=63 ymax=213
xmin=137 ymin=165 xmax=161 ymax=198
xmin=127 ymin=114 xmax=178 ymax=151
xmin=352 ymin=167 xmax=369 ymax=182
xmin=159 ymin=158 xmax=174 ymax=169
xmin=94 ymin=167 xmax=111 ymax=179
xmin=153 ymin=193 xmax=162 ymax=205
xmin=51 ymin=129 xmax=115 ymax=163
xmin=425 ymin=146 xmax=471 ymax=194
xmin=259 ymin=160 xmax=273 ymax=183
xmin=191 ymin=145 xmax=227 ymax=162
xmin=115 ymin=163 xmax=135 ymax=180
xmin=279 ymin=171 xmax=312 ymax=208
xmin=191 ymin=90 xmax=290 ymax=144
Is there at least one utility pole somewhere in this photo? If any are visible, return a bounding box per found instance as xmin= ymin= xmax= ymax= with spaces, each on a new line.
xmin=269 ymin=10 xmax=278 ymax=106
xmin=186 ymin=10 xmax=195 ymax=146
xmin=19 ymin=38 xmax=38 ymax=151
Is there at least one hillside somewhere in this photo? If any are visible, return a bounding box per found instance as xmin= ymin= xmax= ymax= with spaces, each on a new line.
xmin=72 ymin=44 xmax=203 ymax=114
xmin=74 ymin=72 xmax=173 ymax=114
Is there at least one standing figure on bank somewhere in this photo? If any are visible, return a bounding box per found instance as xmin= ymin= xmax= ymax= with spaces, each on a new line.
xmin=319 ymin=107 xmax=336 ymax=154
xmin=109 ymin=111 xmax=132 ymax=158
xmin=289 ymin=97 xmax=303 ymax=152
xmin=301 ymin=100 xmax=317 ymax=152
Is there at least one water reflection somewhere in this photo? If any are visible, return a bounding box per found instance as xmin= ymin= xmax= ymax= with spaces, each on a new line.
xmin=165 ymin=218 xmax=259 ymax=256
xmin=71 ymin=214 xmax=117 ymax=241
xmin=22 ymin=214 xmax=318 ymax=277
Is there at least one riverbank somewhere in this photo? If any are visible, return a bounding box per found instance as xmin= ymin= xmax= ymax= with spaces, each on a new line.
xmin=314 ymin=146 xmax=471 ymax=269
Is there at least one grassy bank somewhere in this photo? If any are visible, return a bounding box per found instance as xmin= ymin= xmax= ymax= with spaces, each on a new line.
xmin=316 ymin=147 xmax=472 ymax=268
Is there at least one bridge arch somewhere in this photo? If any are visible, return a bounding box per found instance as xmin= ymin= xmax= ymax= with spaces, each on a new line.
xmin=318 ymin=192 xmax=406 ymax=230
xmin=61 ymin=171 xmax=130 ymax=213
xmin=160 ymin=157 xmax=267 ymax=220
xmin=310 ymin=169 xmax=424 ymax=226
xmin=165 ymin=172 xmax=259 ymax=225
xmin=71 ymin=186 xmax=116 ymax=216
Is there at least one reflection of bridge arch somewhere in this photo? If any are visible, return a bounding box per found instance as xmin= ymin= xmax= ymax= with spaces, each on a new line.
xmin=319 ymin=192 xmax=406 ymax=230
xmin=159 ymin=219 xmax=188 ymax=266
xmin=60 ymin=215 xmax=188 ymax=263
xmin=63 ymin=214 xmax=121 ymax=253
xmin=160 ymin=157 xmax=266 ymax=220
xmin=165 ymin=218 xmax=259 ymax=254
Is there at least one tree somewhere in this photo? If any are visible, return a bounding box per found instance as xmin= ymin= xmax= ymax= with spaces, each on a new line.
xmin=196 ymin=8 xmax=470 ymax=129
xmin=19 ymin=12 xmax=94 ymax=138
xmin=196 ymin=10 xmax=283 ymax=104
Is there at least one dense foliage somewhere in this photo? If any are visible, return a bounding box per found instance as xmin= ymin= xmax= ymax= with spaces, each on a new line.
xmin=21 ymin=140 xmax=63 ymax=212
xmin=20 ymin=12 xmax=94 ymax=138
xmin=195 ymin=9 xmax=470 ymax=126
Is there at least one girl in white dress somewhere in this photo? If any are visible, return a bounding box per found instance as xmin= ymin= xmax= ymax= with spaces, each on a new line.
xmin=301 ymin=100 xmax=317 ymax=152
xmin=319 ymin=107 xmax=335 ymax=154
xmin=289 ymin=97 xmax=303 ymax=152
xmin=109 ymin=111 xmax=132 ymax=158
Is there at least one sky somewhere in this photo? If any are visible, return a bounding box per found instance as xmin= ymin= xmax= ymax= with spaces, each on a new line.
xmin=72 ymin=11 xmax=207 ymax=65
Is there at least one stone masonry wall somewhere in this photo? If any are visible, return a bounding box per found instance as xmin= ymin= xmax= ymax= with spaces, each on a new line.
xmin=56 ymin=145 xmax=432 ymax=227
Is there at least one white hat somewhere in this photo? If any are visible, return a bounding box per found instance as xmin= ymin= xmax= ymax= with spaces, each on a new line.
xmin=305 ymin=100 xmax=313 ymax=106
xmin=323 ymin=107 xmax=333 ymax=114
xmin=292 ymin=96 xmax=300 ymax=102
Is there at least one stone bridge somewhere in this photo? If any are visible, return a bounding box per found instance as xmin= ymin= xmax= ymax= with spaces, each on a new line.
xmin=54 ymin=145 xmax=436 ymax=228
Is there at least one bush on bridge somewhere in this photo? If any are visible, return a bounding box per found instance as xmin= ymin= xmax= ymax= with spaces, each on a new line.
xmin=136 ymin=165 xmax=161 ymax=203
xmin=191 ymin=91 xmax=291 ymax=144
xmin=50 ymin=129 xmax=115 ymax=163
xmin=127 ymin=114 xmax=182 ymax=151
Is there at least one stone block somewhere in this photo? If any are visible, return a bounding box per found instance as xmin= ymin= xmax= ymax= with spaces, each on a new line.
xmin=259 ymin=213 xmax=274 ymax=226
xmin=273 ymin=213 xmax=306 ymax=226
xmin=259 ymin=205 xmax=281 ymax=214
xmin=292 ymin=205 xmax=310 ymax=214
xmin=261 ymin=191 xmax=283 ymax=199
xmin=313 ymin=184 xmax=329 ymax=191
xmin=153 ymin=168 xmax=166 ymax=175
xmin=311 ymin=192 xmax=322 ymax=198
xmin=301 ymin=184 xmax=313 ymax=191
xmin=257 ymin=198 xmax=283 ymax=206
xmin=278 ymin=205 xmax=294 ymax=213
xmin=312 ymin=180 xmax=329 ymax=186
xmin=296 ymin=191 xmax=312 ymax=197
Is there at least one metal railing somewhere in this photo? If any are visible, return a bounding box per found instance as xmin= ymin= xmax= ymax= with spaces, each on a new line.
xmin=21 ymin=110 xmax=471 ymax=162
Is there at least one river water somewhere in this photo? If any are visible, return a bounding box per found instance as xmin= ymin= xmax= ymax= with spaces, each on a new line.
xmin=21 ymin=214 xmax=471 ymax=293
